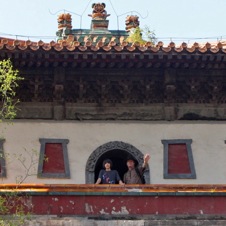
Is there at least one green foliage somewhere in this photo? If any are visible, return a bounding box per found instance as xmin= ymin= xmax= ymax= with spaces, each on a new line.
xmin=126 ymin=27 xmax=146 ymax=45
xmin=0 ymin=59 xmax=23 ymax=121
xmin=0 ymin=148 xmax=39 ymax=225
xmin=0 ymin=196 xmax=8 ymax=215
xmin=126 ymin=26 xmax=156 ymax=46
xmin=142 ymin=25 xmax=157 ymax=44
xmin=0 ymin=193 xmax=30 ymax=226
xmin=0 ymin=59 xmax=29 ymax=225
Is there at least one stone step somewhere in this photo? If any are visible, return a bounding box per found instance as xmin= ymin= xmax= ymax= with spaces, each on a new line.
xmin=20 ymin=216 xmax=226 ymax=226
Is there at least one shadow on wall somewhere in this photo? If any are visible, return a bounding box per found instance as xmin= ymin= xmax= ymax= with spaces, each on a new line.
xmin=180 ymin=113 xmax=216 ymax=120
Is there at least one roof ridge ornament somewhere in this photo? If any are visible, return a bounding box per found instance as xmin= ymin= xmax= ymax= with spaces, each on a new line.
xmin=88 ymin=3 xmax=110 ymax=20
xmin=57 ymin=13 xmax=72 ymax=39
xmin=125 ymin=15 xmax=140 ymax=32
xmin=89 ymin=3 xmax=111 ymax=34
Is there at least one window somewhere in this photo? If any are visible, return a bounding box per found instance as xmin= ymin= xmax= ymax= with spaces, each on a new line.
xmin=38 ymin=139 xmax=70 ymax=178
xmin=162 ymin=139 xmax=196 ymax=179
xmin=0 ymin=139 xmax=6 ymax=178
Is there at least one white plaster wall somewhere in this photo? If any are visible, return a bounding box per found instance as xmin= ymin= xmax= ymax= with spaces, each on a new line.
xmin=1 ymin=120 xmax=226 ymax=184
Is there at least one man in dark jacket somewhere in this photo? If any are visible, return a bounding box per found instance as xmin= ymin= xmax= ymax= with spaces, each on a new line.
xmin=123 ymin=154 xmax=150 ymax=184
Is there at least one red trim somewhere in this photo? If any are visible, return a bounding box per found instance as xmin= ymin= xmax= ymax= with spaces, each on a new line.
xmin=1 ymin=184 xmax=226 ymax=215
xmin=30 ymin=196 xmax=226 ymax=215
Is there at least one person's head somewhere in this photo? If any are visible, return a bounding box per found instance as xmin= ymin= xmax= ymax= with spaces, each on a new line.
xmin=126 ymin=155 xmax=137 ymax=170
xmin=102 ymin=159 xmax=113 ymax=170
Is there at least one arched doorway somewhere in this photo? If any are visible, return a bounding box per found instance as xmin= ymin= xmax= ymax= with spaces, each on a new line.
xmin=85 ymin=141 xmax=150 ymax=184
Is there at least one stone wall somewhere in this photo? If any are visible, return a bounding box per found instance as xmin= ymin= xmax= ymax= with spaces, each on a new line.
xmin=1 ymin=120 xmax=226 ymax=184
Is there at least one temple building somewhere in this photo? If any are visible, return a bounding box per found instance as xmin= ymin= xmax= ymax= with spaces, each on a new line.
xmin=0 ymin=2 xmax=226 ymax=225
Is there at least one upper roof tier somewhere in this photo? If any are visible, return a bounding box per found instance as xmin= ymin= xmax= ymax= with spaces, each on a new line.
xmin=1 ymin=1 xmax=226 ymax=65
xmin=1 ymin=2 xmax=226 ymax=54
xmin=0 ymin=37 xmax=226 ymax=54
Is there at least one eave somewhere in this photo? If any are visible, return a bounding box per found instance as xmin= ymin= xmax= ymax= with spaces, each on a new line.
xmin=1 ymin=38 xmax=226 ymax=69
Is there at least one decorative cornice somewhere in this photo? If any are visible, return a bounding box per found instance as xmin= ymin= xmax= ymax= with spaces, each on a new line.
xmin=1 ymin=37 xmax=226 ymax=54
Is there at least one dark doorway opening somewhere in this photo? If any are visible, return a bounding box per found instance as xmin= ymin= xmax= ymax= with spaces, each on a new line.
xmin=94 ymin=149 xmax=130 ymax=183
xmin=85 ymin=141 xmax=150 ymax=184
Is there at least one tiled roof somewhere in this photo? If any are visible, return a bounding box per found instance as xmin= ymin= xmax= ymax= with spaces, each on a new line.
xmin=1 ymin=36 xmax=226 ymax=54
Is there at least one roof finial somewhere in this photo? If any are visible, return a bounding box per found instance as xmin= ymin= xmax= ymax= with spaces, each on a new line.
xmin=125 ymin=15 xmax=140 ymax=32
xmin=57 ymin=13 xmax=72 ymax=39
xmin=89 ymin=3 xmax=111 ymax=34
xmin=88 ymin=3 xmax=110 ymax=20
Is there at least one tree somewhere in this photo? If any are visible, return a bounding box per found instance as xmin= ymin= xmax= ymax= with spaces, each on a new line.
xmin=0 ymin=59 xmax=28 ymax=226
xmin=142 ymin=25 xmax=157 ymax=44
xmin=126 ymin=26 xmax=156 ymax=46
xmin=0 ymin=59 xmax=23 ymax=121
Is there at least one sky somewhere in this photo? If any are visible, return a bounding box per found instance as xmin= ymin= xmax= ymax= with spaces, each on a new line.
xmin=0 ymin=0 xmax=226 ymax=44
